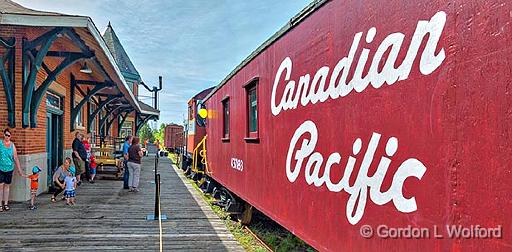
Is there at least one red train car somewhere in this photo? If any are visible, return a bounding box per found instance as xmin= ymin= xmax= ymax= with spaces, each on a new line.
xmin=202 ymin=0 xmax=512 ymax=251
xmin=187 ymin=87 xmax=215 ymax=154
xmin=164 ymin=123 xmax=184 ymax=152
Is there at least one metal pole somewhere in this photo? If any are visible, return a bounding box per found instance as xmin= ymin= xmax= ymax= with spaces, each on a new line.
xmin=146 ymin=155 xmax=166 ymax=221
xmin=154 ymin=173 xmax=160 ymax=219
xmin=154 ymin=154 xmax=158 ymax=177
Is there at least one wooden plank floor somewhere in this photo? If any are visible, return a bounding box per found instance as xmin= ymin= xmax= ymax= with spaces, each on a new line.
xmin=0 ymin=157 xmax=244 ymax=251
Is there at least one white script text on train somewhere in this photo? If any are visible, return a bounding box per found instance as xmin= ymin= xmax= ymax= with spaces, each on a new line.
xmin=271 ymin=11 xmax=446 ymax=116
xmin=286 ymin=121 xmax=427 ymax=225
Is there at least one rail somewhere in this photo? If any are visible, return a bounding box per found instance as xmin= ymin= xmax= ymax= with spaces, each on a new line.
xmin=244 ymin=226 xmax=274 ymax=252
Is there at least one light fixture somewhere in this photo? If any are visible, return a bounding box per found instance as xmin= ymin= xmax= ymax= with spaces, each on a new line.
xmin=79 ymin=62 xmax=92 ymax=74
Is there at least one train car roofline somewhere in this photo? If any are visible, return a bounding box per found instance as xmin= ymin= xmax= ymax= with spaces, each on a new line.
xmin=203 ymin=0 xmax=329 ymax=102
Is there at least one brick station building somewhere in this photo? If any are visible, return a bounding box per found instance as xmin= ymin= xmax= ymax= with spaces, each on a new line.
xmin=0 ymin=0 xmax=160 ymax=201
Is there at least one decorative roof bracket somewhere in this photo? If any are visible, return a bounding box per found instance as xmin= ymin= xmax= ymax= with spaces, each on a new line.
xmin=98 ymin=105 xmax=127 ymax=135
xmin=70 ymin=75 xmax=113 ymax=131
xmin=0 ymin=37 xmax=16 ymax=127
xmin=118 ymin=108 xmax=134 ymax=135
xmin=22 ymin=27 xmax=95 ymax=127
xmin=135 ymin=112 xmax=157 ymax=134
xmin=87 ymin=94 xmax=122 ymax=133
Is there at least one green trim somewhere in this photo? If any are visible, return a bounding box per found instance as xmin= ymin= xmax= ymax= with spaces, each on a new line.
xmin=22 ymin=27 xmax=64 ymax=127
xmin=47 ymin=106 xmax=63 ymax=116
xmin=121 ymin=71 xmax=141 ymax=81
xmin=0 ymin=37 xmax=15 ymax=128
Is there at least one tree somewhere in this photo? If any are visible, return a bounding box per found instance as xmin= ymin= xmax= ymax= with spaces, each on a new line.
xmin=153 ymin=123 xmax=167 ymax=147
xmin=139 ymin=123 xmax=154 ymax=144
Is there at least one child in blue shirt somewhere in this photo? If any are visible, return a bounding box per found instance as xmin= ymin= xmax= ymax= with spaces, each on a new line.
xmin=64 ymin=166 xmax=77 ymax=206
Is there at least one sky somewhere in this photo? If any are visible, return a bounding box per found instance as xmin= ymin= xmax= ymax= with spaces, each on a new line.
xmin=13 ymin=0 xmax=312 ymax=127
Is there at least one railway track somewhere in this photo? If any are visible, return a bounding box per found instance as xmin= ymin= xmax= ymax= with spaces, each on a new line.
xmin=244 ymin=225 xmax=274 ymax=252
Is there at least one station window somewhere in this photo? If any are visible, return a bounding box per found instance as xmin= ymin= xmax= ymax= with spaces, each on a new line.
xmin=222 ymin=97 xmax=230 ymax=141
xmin=244 ymin=78 xmax=259 ymax=142
xmin=89 ymin=103 xmax=95 ymax=134
xmin=75 ymin=102 xmax=83 ymax=128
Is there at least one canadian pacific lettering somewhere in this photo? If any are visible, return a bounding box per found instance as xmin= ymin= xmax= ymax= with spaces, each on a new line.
xmin=276 ymin=11 xmax=447 ymax=225
xmin=271 ymin=11 xmax=446 ymax=116
xmin=286 ymin=121 xmax=426 ymax=225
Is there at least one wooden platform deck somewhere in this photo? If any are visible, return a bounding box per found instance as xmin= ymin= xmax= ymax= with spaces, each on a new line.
xmin=0 ymin=157 xmax=244 ymax=251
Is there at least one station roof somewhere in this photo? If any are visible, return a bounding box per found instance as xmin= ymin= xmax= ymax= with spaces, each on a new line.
xmin=0 ymin=0 xmax=62 ymax=15
xmin=0 ymin=0 xmax=143 ymax=112
xmin=138 ymin=100 xmax=160 ymax=117
xmin=102 ymin=23 xmax=141 ymax=80
xmin=102 ymin=23 xmax=160 ymax=118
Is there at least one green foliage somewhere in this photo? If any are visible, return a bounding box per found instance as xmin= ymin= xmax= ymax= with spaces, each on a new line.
xmin=138 ymin=123 xmax=154 ymax=143
xmin=153 ymin=123 xmax=167 ymax=146
xmin=251 ymin=219 xmax=317 ymax=252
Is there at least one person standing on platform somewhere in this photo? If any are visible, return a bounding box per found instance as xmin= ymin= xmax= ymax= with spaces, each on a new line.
xmin=0 ymin=128 xmax=23 ymax=212
xmin=22 ymin=166 xmax=42 ymax=210
xmin=122 ymin=135 xmax=133 ymax=189
xmin=127 ymin=137 xmax=143 ymax=192
xmin=82 ymin=134 xmax=92 ymax=183
xmin=64 ymin=166 xmax=77 ymax=206
xmin=72 ymin=132 xmax=87 ymax=186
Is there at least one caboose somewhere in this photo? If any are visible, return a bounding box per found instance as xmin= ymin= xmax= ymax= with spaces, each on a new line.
xmin=186 ymin=87 xmax=215 ymax=155
xmin=198 ymin=0 xmax=512 ymax=251
xmin=164 ymin=123 xmax=184 ymax=153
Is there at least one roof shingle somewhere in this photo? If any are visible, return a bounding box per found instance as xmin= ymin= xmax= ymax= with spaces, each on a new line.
xmin=102 ymin=23 xmax=141 ymax=78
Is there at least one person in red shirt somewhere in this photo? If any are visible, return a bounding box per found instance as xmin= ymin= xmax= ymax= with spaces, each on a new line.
xmin=23 ymin=166 xmax=41 ymax=210
xmin=89 ymin=155 xmax=97 ymax=182
xmin=82 ymin=134 xmax=92 ymax=183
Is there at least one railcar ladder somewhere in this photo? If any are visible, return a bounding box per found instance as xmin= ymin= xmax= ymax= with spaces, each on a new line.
xmin=192 ymin=135 xmax=211 ymax=187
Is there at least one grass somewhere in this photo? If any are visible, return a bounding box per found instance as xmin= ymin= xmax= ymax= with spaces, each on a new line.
xmin=249 ymin=216 xmax=316 ymax=252
xmin=168 ymin=154 xmax=316 ymax=252
xmin=188 ymin=179 xmax=268 ymax=252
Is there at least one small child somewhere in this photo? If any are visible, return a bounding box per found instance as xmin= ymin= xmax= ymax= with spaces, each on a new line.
xmin=23 ymin=166 xmax=41 ymax=210
xmin=89 ymin=155 xmax=97 ymax=183
xmin=64 ymin=166 xmax=77 ymax=206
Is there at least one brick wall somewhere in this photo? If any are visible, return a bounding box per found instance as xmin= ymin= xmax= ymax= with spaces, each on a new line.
xmin=0 ymin=26 xmax=122 ymax=155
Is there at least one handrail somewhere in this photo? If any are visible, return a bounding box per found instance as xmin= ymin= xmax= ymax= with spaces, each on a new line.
xmin=192 ymin=135 xmax=211 ymax=175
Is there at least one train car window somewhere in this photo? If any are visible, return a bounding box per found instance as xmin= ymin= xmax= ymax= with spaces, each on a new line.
xmin=248 ymin=87 xmax=257 ymax=132
xmin=244 ymin=79 xmax=259 ymax=142
xmin=222 ymin=97 xmax=230 ymax=141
